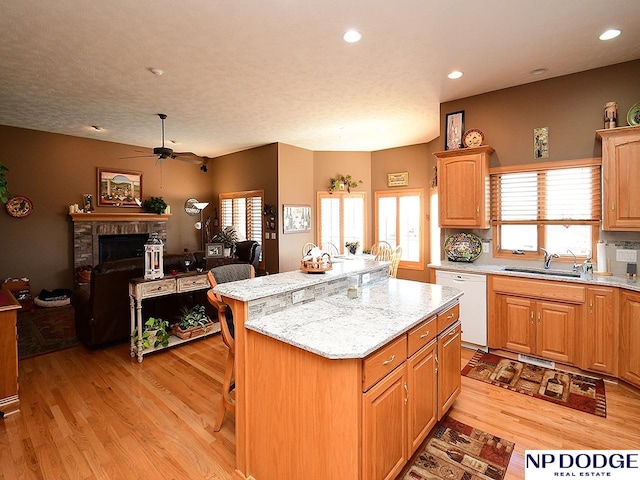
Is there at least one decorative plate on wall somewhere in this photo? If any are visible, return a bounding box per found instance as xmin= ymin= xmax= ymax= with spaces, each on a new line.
xmin=627 ymin=101 xmax=640 ymax=126
xmin=443 ymin=232 xmax=483 ymax=262
xmin=5 ymin=195 xmax=34 ymax=218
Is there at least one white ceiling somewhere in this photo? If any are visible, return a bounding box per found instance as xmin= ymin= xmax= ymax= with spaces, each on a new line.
xmin=1 ymin=0 xmax=639 ymax=159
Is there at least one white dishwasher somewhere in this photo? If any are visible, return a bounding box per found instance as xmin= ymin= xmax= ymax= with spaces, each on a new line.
xmin=435 ymin=270 xmax=487 ymax=350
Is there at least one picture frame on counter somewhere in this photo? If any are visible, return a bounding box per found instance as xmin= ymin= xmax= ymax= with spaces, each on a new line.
xmin=387 ymin=171 xmax=409 ymax=187
xmin=445 ymin=110 xmax=464 ymax=150
xmin=205 ymin=242 xmax=224 ymax=258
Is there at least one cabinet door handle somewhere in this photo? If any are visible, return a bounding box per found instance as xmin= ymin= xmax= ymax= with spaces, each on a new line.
xmin=590 ymin=300 xmax=593 ymax=313
xmin=447 ymin=313 xmax=454 ymax=319
xmin=404 ymin=383 xmax=409 ymax=405
xmin=448 ymin=328 xmax=457 ymax=336
xmin=537 ymin=312 xmax=541 ymax=323
xmin=476 ymin=206 xmax=480 ymax=217
xmin=420 ymin=330 xmax=431 ymax=338
xmin=382 ymin=354 xmax=395 ymax=365
xmin=530 ymin=311 xmax=534 ymax=325
xmin=612 ymin=202 xmax=615 ymax=211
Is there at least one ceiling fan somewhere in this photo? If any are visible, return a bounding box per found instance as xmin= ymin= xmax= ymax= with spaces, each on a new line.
xmin=121 ymin=113 xmax=203 ymax=165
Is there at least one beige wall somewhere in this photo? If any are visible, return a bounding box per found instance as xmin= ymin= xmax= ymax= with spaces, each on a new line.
xmin=439 ymin=59 xmax=640 ymax=166
xmin=0 ymin=126 xmax=214 ymax=293
xmin=209 ymin=143 xmax=279 ymax=274
xmin=278 ymin=143 xmax=315 ymax=272
xmin=371 ymin=143 xmax=436 ymax=282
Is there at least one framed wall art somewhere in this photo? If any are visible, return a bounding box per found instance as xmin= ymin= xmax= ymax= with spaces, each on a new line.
xmin=97 ymin=168 xmax=142 ymax=207
xmin=445 ymin=110 xmax=465 ymax=150
xmin=283 ymin=204 xmax=311 ymax=233
xmin=387 ymin=171 xmax=409 ymax=187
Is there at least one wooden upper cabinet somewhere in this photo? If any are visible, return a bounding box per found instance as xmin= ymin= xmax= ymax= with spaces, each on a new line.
xmin=434 ymin=145 xmax=493 ymax=228
xmin=597 ymin=126 xmax=640 ymax=231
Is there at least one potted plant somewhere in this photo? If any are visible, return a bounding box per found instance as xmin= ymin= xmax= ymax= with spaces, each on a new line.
xmin=212 ymin=226 xmax=239 ymax=257
xmin=142 ymin=196 xmax=168 ymax=214
xmin=172 ymin=305 xmax=213 ymax=339
xmin=0 ymin=162 xmax=10 ymax=204
xmin=132 ymin=316 xmax=170 ymax=350
xmin=328 ymin=174 xmax=362 ymax=194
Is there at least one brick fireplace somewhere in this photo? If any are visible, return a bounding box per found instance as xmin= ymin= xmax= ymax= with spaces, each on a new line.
xmin=71 ymin=212 xmax=169 ymax=270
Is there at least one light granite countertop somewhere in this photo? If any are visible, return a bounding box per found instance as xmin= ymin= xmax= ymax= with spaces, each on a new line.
xmin=213 ymin=257 xmax=389 ymax=302
xmin=244 ymin=278 xmax=462 ymax=359
xmin=429 ymin=261 xmax=640 ymax=292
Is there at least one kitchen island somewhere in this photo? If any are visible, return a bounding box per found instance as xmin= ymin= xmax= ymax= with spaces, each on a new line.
xmin=214 ymin=259 xmax=463 ymax=480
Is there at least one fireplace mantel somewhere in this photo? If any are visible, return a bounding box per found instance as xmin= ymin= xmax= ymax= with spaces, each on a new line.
xmin=69 ymin=212 xmax=171 ymax=222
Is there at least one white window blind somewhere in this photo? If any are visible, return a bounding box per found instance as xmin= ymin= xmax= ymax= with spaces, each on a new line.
xmin=490 ymin=163 xmax=601 ymax=224
xmin=220 ymin=191 xmax=263 ymax=244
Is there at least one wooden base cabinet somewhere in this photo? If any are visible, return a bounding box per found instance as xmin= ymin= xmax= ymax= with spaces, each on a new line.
xmin=408 ymin=339 xmax=437 ymax=454
xmin=582 ymin=287 xmax=618 ymax=376
xmin=620 ymin=290 xmax=640 ymax=387
xmin=0 ymin=289 xmax=21 ymax=416
xmin=437 ymin=321 xmax=461 ymax=419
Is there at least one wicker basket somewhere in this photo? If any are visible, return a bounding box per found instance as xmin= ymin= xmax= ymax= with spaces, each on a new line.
xmin=300 ymin=255 xmax=333 ymax=273
xmin=171 ymin=321 xmax=215 ymax=340
xmin=76 ymin=268 xmax=92 ymax=283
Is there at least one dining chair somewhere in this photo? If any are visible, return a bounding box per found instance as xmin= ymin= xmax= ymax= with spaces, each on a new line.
xmin=371 ymin=241 xmax=393 ymax=261
xmin=207 ymin=263 xmax=255 ymax=431
xmin=301 ymin=242 xmax=317 ymax=257
xmin=322 ymin=241 xmax=340 ymax=257
xmin=389 ymin=245 xmax=402 ymax=278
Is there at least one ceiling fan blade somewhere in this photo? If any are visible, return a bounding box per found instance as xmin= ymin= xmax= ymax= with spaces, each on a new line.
xmin=173 ymin=151 xmax=204 ymax=164
xmin=119 ymin=154 xmax=154 ymax=159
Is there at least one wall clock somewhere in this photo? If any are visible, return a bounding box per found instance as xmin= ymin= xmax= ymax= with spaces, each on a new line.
xmin=463 ymin=128 xmax=485 ymax=148
xmin=6 ymin=195 xmax=34 ymax=218
xmin=184 ymin=198 xmax=200 ymax=216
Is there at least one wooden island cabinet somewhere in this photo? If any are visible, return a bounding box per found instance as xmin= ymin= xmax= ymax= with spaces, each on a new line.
xmin=213 ymin=260 xmax=463 ymax=480
xmin=620 ymin=290 xmax=640 ymax=387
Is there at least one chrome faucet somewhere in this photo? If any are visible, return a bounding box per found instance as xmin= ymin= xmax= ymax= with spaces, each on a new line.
xmin=567 ymin=249 xmax=579 ymax=272
xmin=541 ymin=248 xmax=559 ymax=269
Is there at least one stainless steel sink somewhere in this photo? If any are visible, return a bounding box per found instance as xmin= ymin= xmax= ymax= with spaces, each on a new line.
xmin=503 ymin=266 xmax=581 ymax=278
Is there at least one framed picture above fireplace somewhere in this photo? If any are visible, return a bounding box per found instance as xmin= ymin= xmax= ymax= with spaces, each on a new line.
xmin=97 ymin=168 xmax=142 ymax=207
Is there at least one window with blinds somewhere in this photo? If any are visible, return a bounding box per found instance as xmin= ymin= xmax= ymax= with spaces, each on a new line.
xmin=317 ymin=192 xmax=365 ymax=254
xmin=219 ymin=190 xmax=264 ymax=245
xmin=490 ymin=159 xmax=601 ymax=259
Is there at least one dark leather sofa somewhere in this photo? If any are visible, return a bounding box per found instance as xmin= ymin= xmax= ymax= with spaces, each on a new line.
xmin=72 ymin=241 xmax=261 ymax=348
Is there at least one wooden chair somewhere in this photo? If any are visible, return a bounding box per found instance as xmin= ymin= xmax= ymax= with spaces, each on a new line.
xmin=302 ymin=242 xmax=317 ymax=257
xmin=370 ymin=241 xmax=393 ymax=261
xmin=322 ymin=241 xmax=340 ymax=257
xmin=389 ymin=245 xmax=402 ymax=278
xmin=207 ymin=264 xmax=255 ymax=431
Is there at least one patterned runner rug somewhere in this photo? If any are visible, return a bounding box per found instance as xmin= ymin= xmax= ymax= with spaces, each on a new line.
xmin=403 ymin=416 xmax=514 ymax=480
xmin=461 ymin=350 xmax=606 ymax=417
xmin=17 ymin=304 xmax=79 ymax=359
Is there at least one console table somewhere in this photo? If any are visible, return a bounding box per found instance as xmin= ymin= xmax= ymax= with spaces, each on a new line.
xmin=129 ymin=272 xmax=220 ymax=362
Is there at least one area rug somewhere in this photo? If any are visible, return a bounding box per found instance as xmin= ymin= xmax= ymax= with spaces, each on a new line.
xmin=461 ymin=350 xmax=606 ymax=417
xmin=17 ymin=304 xmax=80 ymax=359
xmin=403 ymin=416 xmax=514 ymax=480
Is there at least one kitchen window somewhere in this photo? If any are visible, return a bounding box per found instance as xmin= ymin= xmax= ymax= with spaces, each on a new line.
xmin=490 ymin=159 xmax=601 ymax=261
xmin=374 ymin=189 xmax=423 ymax=269
xmin=220 ymin=190 xmax=264 ymax=247
xmin=317 ymin=192 xmax=366 ymax=254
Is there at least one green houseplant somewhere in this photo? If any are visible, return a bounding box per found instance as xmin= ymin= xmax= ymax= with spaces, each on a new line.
xmin=0 ymin=162 xmax=10 ymax=204
xmin=212 ymin=226 xmax=239 ymax=255
xmin=142 ymin=196 xmax=168 ymax=214
xmin=132 ymin=316 xmax=170 ymax=349
xmin=172 ymin=305 xmax=213 ymax=339
xmin=328 ymin=174 xmax=362 ymax=194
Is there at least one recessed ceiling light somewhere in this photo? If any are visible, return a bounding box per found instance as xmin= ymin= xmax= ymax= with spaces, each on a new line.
xmin=447 ymin=71 xmax=463 ymax=79
xmin=343 ymin=30 xmax=362 ymax=43
xmin=148 ymin=67 xmax=164 ymax=76
xmin=530 ymin=67 xmax=548 ymax=76
xmin=599 ymin=29 xmax=621 ymax=40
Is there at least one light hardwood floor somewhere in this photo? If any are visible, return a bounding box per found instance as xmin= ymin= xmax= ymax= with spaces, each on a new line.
xmin=1 ymin=338 xmax=639 ymax=479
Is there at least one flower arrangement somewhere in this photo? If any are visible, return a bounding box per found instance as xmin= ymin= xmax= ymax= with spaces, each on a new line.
xmin=328 ymin=174 xmax=362 ymax=194
xmin=345 ymin=241 xmax=360 ymax=255
xmin=0 ymin=162 xmax=10 ymax=204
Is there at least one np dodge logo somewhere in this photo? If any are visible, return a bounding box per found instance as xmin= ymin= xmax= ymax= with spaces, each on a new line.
xmin=525 ymin=451 xmax=640 ymax=479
